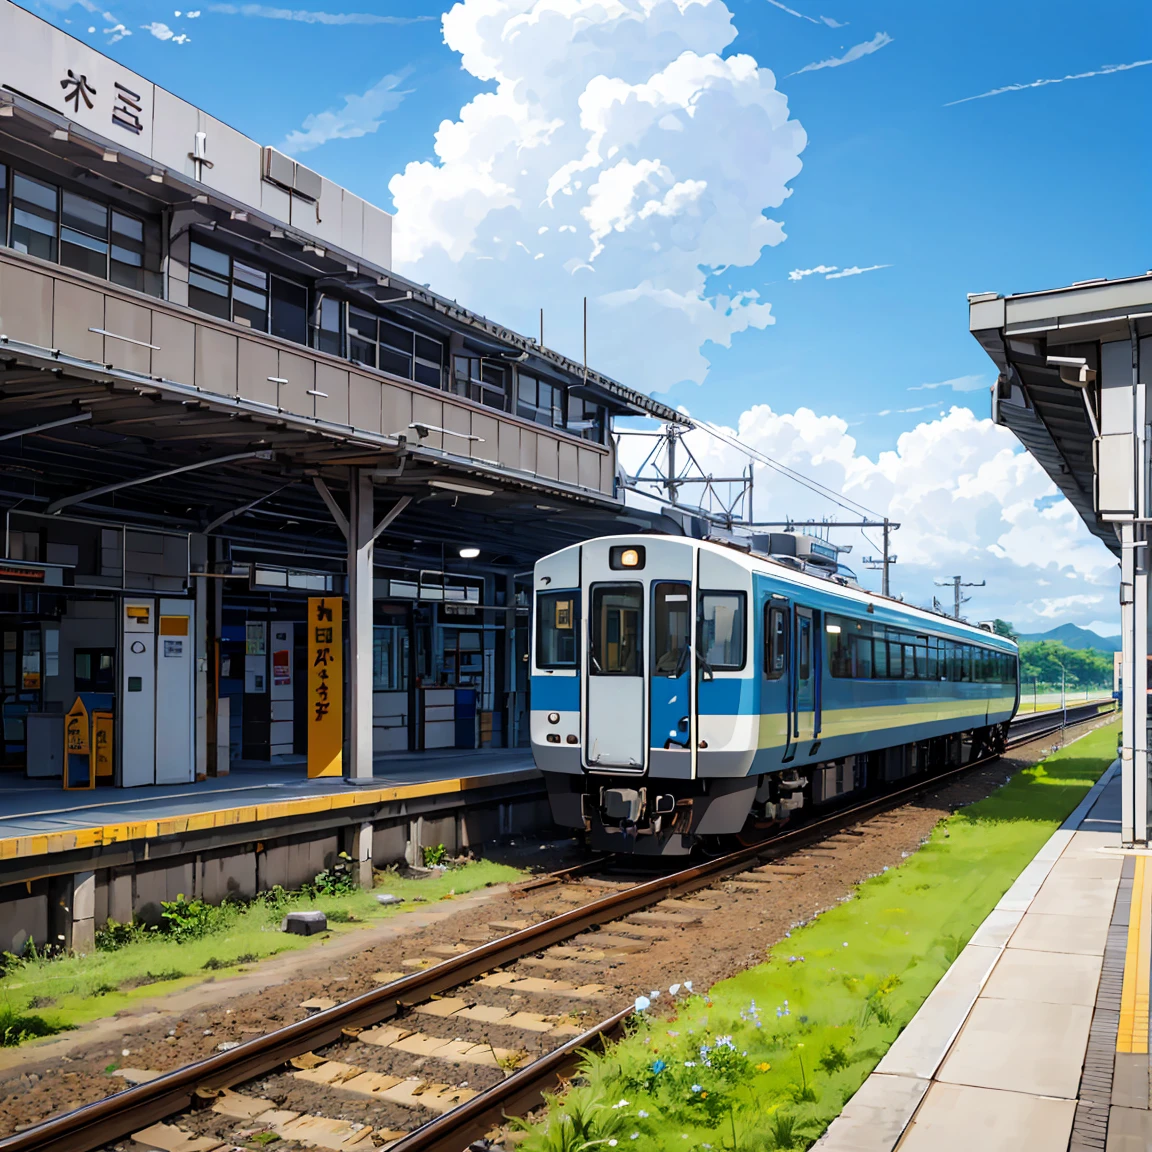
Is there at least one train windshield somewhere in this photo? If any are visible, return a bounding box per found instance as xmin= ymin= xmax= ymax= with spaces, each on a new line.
xmin=652 ymin=583 xmax=691 ymax=676
xmin=536 ymin=590 xmax=579 ymax=669
xmin=590 ymin=584 xmax=642 ymax=675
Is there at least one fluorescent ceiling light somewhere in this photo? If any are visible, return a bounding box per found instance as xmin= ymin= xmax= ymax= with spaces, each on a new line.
xmin=427 ymin=479 xmax=497 ymax=497
xmin=459 ymin=547 xmax=480 ymax=558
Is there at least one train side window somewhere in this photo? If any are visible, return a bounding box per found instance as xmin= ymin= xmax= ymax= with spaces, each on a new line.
xmin=826 ymin=616 xmax=850 ymax=677
xmin=852 ymin=632 xmax=873 ymax=678
xmin=699 ymin=592 xmax=746 ymax=671
xmin=536 ymin=590 xmax=579 ymax=669
xmin=652 ymin=583 xmax=691 ymax=676
xmin=590 ymin=584 xmax=642 ymax=676
xmin=765 ymin=604 xmax=788 ymax=679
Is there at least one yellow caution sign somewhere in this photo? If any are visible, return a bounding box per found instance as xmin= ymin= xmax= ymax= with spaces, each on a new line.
xmin=307 ymin=596 xmax=343 ymax=778
xmin=93 ymin=712 xmax=114 ymax=779
xmin=65 ymin=697 xmax=90 ymax=755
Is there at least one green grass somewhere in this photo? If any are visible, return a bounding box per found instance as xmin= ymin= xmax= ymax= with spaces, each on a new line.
xmin=0 ymin=859 xmax=523 ymax=1040
xmin=515 ymin=721 xmax=1121 ymax=1152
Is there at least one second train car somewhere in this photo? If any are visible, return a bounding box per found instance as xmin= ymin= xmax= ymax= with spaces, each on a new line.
xmin=531 ymin=534 xmax=1019 ymax=855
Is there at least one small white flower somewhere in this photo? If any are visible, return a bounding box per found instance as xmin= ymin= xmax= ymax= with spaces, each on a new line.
xmin=684 ymin=980 xmax=693 ymax=992
xmin=691 ymin=1084 xmax=702 ymax=1092
xmin=843 ymin=941 xmax=848 ymax=947
xmin=634 ymin=995 xmax=651 ymax=1013
xmin=612 ymin=1099 xmax=630 ymax=1109
xmin=669 ymin=983 xmax=681 ymax=995
xmin=638 ymin=1110 xmax=649 ymax=1118
xmin=608 ymin=1142 xmax=618 ymax=1148
xmin=630 ymin=1134 xmax=639 ymax=1141
xmin=650 ymin=989 xmax=660 ymax=999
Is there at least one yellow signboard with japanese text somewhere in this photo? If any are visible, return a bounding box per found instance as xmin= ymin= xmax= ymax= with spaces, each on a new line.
xmin=307 ymin=596 xmax=343 ymax=778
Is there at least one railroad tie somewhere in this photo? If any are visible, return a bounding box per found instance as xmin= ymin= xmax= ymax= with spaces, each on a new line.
xmin=475 ymin=972 xmax=606 ymax=998
xmin=290 ymin=1057 xmax=479 ymax=1113
xmin=358 ymin=1024 xmax=524 ymax=1068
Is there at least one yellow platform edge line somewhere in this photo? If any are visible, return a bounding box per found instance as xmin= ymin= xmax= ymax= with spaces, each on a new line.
xmin=1118 ymin=856 xmax=1149 ymax=1054
xmin=0 ymin=768 xmax=541 ymax=860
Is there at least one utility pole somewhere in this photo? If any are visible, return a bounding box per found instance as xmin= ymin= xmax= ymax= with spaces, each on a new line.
xmin=934 ymin=575 xmax=986 ymax=620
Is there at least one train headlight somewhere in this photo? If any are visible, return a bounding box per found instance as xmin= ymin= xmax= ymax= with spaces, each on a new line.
xmin=620 ymin=548 xmax=640 ymax=567
xmin=609 ymin=544 xmax=646 ymax=570
xmin=547 ymin=712 xmax=560 ymax=725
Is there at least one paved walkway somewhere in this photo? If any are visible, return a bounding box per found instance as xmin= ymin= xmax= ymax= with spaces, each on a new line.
xmin=816 ymin=759 xmax=1151 ymax=1152
xmin=0 ymin=748 xmax=538 ymax=859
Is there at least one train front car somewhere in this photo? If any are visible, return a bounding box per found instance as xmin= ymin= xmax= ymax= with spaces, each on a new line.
xmin=531 ymin=535 xmax=1019 ymax=856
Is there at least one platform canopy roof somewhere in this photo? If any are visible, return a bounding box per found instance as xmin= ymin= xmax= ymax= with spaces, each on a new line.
xmin=969 ymin=272 xmax=1152 ymax=559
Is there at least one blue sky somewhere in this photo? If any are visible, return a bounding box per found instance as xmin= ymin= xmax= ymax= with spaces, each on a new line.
xmin=31 ymin=0 xmax=1151 ymax=632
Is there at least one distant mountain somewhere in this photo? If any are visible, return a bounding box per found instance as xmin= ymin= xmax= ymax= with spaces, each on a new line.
xmin=1017 ymin=623 xmax=1121 ymax=652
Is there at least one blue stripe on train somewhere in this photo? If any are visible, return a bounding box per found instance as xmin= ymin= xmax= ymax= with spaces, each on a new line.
xmin=530 ymin=675 xmax=580 ymax=711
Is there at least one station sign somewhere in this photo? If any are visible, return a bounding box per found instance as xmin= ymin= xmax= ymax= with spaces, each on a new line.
xmin=307 ymin=596 xmax=343 ymax=778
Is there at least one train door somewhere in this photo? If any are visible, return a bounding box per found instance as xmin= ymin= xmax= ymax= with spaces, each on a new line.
xmin=586 ymin=582 xmax=645 ymax=768
xmin=650 ymin=582 xmax=692 ymax=752
xmin=793 ymin=607 xmax=816 ymax=745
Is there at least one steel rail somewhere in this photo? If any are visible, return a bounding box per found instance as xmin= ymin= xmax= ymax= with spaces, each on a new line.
xmin=0 ymin=699 xmax=1116 ymax=1152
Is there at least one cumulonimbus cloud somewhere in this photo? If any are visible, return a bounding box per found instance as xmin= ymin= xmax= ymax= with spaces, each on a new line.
xmin=387 ymin=0 xmax=808 ymax=394
xmin=792 ymin=31 xmax=891 ymax=75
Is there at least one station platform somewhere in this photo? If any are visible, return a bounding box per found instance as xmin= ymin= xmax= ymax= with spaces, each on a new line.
xmin=818 ymin=759 xmax=1149 ymax=1152
xmin=0 ymin=748 xmax=539 ymax=866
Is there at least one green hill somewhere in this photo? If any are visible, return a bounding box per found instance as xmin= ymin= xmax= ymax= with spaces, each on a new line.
xmin=1017 ymin=623 xmax=1120 ymax=652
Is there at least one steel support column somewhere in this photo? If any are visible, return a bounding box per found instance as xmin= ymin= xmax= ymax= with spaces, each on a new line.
xmin=348 ymin=468 xmax=375 ymax=781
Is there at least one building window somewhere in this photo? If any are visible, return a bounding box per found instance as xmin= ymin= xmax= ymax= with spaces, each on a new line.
xmin=567 ymin=395 xmax=606 ymax=443
xmin=60 ymin=190 xmax=108 ymax=278
xmin=517 ymin=372 xmax=564 ymax=427
xmin=189 ymin=238 xmax=303 ymax=340
xmin=11 ymin=172 xmax=58 ymax=263
xmin=1 ymin=164 xmax=160 ymax=294
xmin=453 ymin=355 xmax=508 ymax=411
xmin=314 ymin=294 xmax=343 ymax=356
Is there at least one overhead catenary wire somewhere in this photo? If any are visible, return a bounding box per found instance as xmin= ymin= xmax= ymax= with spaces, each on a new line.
xmin=670 ymin=416 xmax=881 ymax=522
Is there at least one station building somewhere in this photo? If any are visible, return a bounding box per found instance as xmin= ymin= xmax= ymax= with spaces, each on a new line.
xmin=970 ymin=273 xmax=1151 ymax=843
xmin=0 ymin=0 xmax=681 ymax=790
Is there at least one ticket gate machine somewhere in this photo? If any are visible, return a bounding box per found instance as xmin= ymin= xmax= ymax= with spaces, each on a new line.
xmin=121 ymin=598 xmax=194 ymax=786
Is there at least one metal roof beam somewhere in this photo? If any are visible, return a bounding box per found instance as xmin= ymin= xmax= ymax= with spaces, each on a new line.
xmin=46 ymin=449 xmax=273 ymax=515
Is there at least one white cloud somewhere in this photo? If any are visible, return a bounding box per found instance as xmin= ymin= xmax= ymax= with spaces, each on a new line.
xmin=789 ymin=264 xmax=837 ymax=280
xmin=621 ymin=404 xmax=1118 ymax=629
xmin=765 ymin=0 xmax=846 ymax=28
xmin=792 ymin=31 xmax=891 ymax=75
xmin=1034 ymin=594 xmax=1107 ymax=618
xmin=280 ymin=72 xmax=412 ymax=155
xmin=946 ymin=58 xmax=1152 ymax=106
xmin=1086 ymin=621 xmax=1121 ymax=638
xmin=824 ymin=263 xmax=889 ymax=279
xmin=388 ymin=0 xmax=807 ymax=393
xmin=208 ymin=3 xmax=433 ymax=25
xmin=909 ymin=374 xmax=986 ymax=393
xmin=142 ymin=20 xmax=190 ymax=41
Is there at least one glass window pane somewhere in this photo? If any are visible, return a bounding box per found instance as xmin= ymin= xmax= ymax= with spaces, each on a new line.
xmin=315 ymin=295 xmax=342 ymax=356
xmin=536 ymin=590 xmax=579 ymax=669
xmin=112 ymin=211 xmax=143 ymax=242
xmin=699 ymin=592 xmax=745 ymax=671
xmin=379 ymin=346 xmax=412 ymax=378
xmin=652 ymin=583 xmax=691 ymax=675
xmin=188 ymin=270 xmax=231 ymax=319
xmin=61 ymin=227 xmax=107 ymax=277
xmin=232 ymin=282 xmax=267 ymax=331
xmin=270 ymin=277 xmax=308 ymax=345
xmin=590 ymin=584 xmax=642 ymax=676
xmin=190 ymin=240 xmax=229 ymax=277
xmin=233 ymin=261 xmax=267 ymax=290
xmin=0 ymin=164 xmax=7 ymax=248
xmin=13 ymin=173 xmax=57 ymax=213
xmin=61 ymin=191 xmax=107 ymax=238
xmin=379 ymin=320 xmax=412 ymax=353
xmin=414 ymin=361 xmax=441 ymax=388
xmin=765 ymin=605 xmax=788 ymax=679
xmin=414 ymin=334 xmax=441 ymax=364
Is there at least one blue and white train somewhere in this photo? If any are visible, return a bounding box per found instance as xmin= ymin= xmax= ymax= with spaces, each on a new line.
xmin=531 ymin=534 xmax=1019 ymax=856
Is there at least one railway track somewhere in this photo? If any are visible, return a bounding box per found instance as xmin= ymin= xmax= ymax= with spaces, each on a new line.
xmin=3 ymin=699 xmax=1117 ymax=1152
